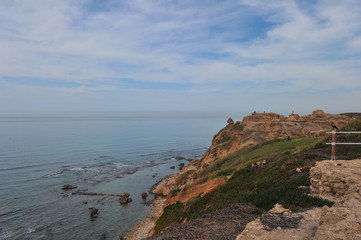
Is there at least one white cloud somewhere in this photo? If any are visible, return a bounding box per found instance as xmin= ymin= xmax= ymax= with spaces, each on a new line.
xmin=0 ymin=0 xmax=361 ymax=112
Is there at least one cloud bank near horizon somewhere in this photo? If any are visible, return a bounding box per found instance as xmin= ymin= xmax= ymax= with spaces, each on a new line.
xmin=1 ymin=0 xmax=361 ymax=114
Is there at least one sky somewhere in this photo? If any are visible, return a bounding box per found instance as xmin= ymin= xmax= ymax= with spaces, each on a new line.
xmin=1 ymin=0 xmax=361 ymax=116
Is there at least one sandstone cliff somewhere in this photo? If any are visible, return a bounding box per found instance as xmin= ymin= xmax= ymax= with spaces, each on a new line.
xmin=149 ymin=110 xmax=361 ymax=239
xmin=155 ymin=110 xmax=349 ymax=202
xmin=201 ymin=110 xmax=348 ymax=168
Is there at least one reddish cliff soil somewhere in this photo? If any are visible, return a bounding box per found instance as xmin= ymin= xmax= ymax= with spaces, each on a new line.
xmin=155 ymin=110 xmax=350 ymax=205
xmin=201 ymin=110 xmax=349 ymax=168
xmin=147 ymin=110 xmax=352 ymax=238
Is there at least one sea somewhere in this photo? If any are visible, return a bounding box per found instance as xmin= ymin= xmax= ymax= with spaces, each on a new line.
xmin=0 ymin=114 xmax=227 ymax=240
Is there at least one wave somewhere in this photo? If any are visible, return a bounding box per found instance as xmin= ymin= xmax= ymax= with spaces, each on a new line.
xmin=69 ymin=167 xmax=84 ymax=171
xmin=26 ymin=228 xmax=35 ymax=234
xmin=40 ymin=148 xmax=202 ymax=184
xmin=0 ymin=231 xmax=13 ymax=239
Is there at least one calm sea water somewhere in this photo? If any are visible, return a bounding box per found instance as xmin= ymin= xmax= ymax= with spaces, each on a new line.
xmin=0 ymin=115 xmax=226 ymax=240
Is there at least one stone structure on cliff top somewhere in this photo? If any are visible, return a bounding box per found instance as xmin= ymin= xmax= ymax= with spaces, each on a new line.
xmin=201 ymin=109 xmax=349 ymax=165
xmin=311 ymin=160 xmax=361 ymax=240
xmin=236 ymin=159 xmax=361 ymax=240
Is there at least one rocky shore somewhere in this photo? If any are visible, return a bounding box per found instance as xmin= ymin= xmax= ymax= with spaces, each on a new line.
xmin=121 ymin=110 xmax=361 ymax=239
xmin=122 ymin=176 xmax=173 ymax=240
xmin=122 ymin=197 xmax=166 ymax=240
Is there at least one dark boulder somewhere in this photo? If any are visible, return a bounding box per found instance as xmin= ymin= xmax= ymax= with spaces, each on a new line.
xmin=142 ymin=192 xmax=148 ymax=199
xmin=119 ymin=192 xmax=130 ymax=198
xmin=179 ymin=163 xmax=185 ymax=170
xmin=61 ymin=184 xmax=77 ymax=190
xmin=89 ymin=207 xmax=98 ymax=217
xmin=119 ymin=193 xmax=132 ymax=204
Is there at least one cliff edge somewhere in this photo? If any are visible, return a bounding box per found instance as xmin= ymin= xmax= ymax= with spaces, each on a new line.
xmin=154 ymin=110 xmax=349 ymax=204
xmin=236 ymin=159 xmax=361 ymax=240
xmin=147 ymin=110 xmax=361 ymax=239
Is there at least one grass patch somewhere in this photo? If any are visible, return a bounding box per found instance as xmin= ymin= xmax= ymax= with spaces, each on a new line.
xmin=212 ymin=167 xmax=235 ymax=179
xmin=202 ymin=138 xmax=321 ymax=177
xmin=155 ymin=118 xmax=361 ymax=232
xmin=169 ymin=188 xmax=181 ymax=197
xmin=154 ymin=201 xmax=184 ymax=233
xmin=154 ymin=136 xmax=333 ymax=232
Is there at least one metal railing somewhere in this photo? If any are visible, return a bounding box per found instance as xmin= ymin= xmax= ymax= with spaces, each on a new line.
xmin=326 ymin=131 xmax=361 ymax=160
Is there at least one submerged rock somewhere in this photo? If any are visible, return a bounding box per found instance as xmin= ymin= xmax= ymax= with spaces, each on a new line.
xmin=89 ymin=207 xmax=98 ymax=217
xmin=179 ymin=163 xmax=185 ymax=170
xmin=119 ymin=192 xmax=130 ymax=198
xmin=119 ymin=193 xmax=132 ymax=204
xmin=82 ymin=201 xmax=88 ymax=204
xmin=61 ymin=184 xmax=77 ymax=190
xmin=142 ymin=192 xmax=148 ymax=199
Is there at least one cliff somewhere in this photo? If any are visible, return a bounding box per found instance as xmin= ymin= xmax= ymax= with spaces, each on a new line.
xmin=148 ymin=110 xmax=361 ymax=239
xmin=200 ymin=110 xmax=348 ymax=168
xmin=154 ymin=110 xmax=349 ymax=202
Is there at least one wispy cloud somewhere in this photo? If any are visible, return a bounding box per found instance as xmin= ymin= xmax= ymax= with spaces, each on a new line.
xmin=0 ymin=0 xmax=361 ymax=113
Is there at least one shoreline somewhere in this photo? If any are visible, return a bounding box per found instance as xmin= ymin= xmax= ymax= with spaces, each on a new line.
xmin=121 ymin=175 xmax=173 ymax=240
xmin=122 ymin=197 xmax=166 ymax=240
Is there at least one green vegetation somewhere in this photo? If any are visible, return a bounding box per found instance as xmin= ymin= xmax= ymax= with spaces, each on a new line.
xmin=154 ymin=118 xmax=361 ymax=233
xmin=202 ymin=138 xmax=320 ymax=178
xmin=169 ymin=188 xmax=181 ymax=197
xmin=334 ymin=117 xmax=361 ymax=159
xmin=154 ymin=201 xmax=184 ymax=233
xmin=212 ymin=167 xmax=235 ymax=179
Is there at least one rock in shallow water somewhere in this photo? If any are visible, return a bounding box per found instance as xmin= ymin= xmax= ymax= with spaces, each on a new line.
xmin=61 ymin=184 xmax=77 ymax=190
xmin=179 ymin=163 xmax=185 ymax=170
xmin=89 ymin=207 xmax=98 ymax=217
xmin=119 ymin=193 xmax=132 ymax=204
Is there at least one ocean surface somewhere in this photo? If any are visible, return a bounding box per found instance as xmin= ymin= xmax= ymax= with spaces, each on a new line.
xmin=0 ymin=115 xmax=226 ymax=240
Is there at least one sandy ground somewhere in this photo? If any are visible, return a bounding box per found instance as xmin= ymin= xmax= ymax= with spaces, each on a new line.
xmin=121 ymin=197 xmax=166 ymax=240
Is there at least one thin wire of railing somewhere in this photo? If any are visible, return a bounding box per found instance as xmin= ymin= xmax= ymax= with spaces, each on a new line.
xmin=326 ymin=131 xmax=361 ymax=160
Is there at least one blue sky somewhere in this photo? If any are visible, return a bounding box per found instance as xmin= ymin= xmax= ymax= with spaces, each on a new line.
xmin=1 ymin=0 xmax=361 ymax=116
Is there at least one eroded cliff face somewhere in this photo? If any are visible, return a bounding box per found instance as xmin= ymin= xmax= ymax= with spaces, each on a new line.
xmin=154 ymin=110 xmax=350 ymax=206
xmin=201 ymin=110 xmax=349 ymax=168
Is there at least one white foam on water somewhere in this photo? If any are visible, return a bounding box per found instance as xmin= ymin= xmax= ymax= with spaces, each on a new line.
xmin=70 ymin=167 xmax=84 ymax=171
xmin=0 ymin=231 xmax=13 ymax=239
xmin=26 ymin=227 xmax=35 ymax=234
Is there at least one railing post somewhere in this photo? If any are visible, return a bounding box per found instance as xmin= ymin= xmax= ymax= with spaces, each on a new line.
xmin=331 ymin=131 xmax=336 ymax=160
xmin=326 ymin=131 xmax=361 ymax=160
